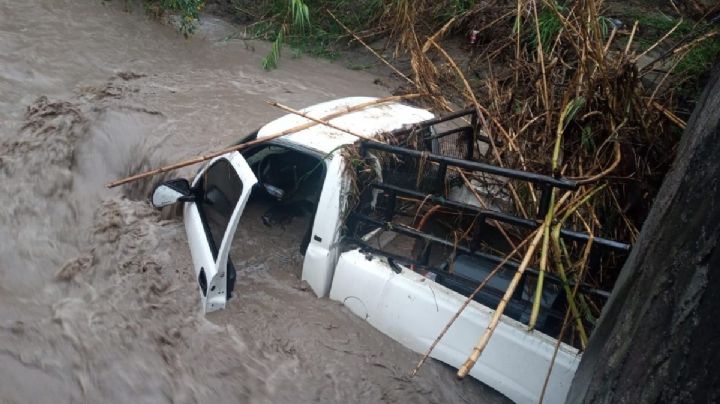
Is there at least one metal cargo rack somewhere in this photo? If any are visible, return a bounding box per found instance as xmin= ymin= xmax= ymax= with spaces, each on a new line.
xmin=344 ymin=108 xmax=631 ymax=338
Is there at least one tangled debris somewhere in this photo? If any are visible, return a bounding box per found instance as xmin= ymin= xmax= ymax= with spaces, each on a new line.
xmin=327 ymin=0 xmax=719 ymax=351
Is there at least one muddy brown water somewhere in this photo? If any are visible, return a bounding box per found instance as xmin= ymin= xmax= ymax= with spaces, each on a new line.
xmin=0 ymin=1 xmax=508 ymax=403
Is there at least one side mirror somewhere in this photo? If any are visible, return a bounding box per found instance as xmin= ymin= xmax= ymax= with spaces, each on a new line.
xmin=151 ymin=179 xmax=192 ymax=208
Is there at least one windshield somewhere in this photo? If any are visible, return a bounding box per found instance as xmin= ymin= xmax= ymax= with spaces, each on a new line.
xmin=197 ymin=158 xmax=243 ymax=259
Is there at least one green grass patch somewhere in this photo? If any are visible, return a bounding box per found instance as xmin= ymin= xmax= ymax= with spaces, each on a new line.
xmin=633 ymin=13 xmax=694 ymax=37
xmin=631 ymin=12 xmax=720 ymax=77
xmin=677 ymin=36 xmax=720 ymax=77
xmin=245 ymin=0 xmax=386 ymax=69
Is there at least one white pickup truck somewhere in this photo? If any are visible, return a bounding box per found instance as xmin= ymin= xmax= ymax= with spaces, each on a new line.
xmin=151 ymin=97 xmax=627 ymax=404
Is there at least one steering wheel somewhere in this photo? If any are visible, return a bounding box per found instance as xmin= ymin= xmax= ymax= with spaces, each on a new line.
xmin=257 ymin=155 xmax=286 ymax=200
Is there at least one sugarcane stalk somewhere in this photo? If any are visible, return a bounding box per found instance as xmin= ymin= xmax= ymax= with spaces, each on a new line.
xmin=551 ymin=185 xmax=606 ymax=346
xmin=456 ymin=226 xmax=545 ymax=378
xmin=538 ymin=300 xmax=573 ymax=404
xmin=528 ymin=189 xmax=554 ymax=329
xmin=410 ymin=232 xmax=534 ymax=377
xmin=327 ymin=10 xmax=413 ymax=85
xmin=538 ymin=258 xmax=587 ymax=404
xmin=528 ymin=96 xmax=585 ymax=329
xmin=550 ymin=227 xmax=588 ymax=348
xmin=456 ymin=191 xmax=572 ymax=378
xmin=566 ymin=213 xmax=600 ymax=326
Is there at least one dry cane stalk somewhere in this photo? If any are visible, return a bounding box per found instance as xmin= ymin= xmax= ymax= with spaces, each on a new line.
xmin=106 ymin=94 xmax=420 ymax=188
xmin=538 ymin=298 xmax=573 ymax=404
xmin=456 ymin=190 xmax=573 ymax=378
xmin=410 ymin=231 xmax=535 ymax=377
xmin=528 ymin=95 xmax=582 ymax=328
xmin=327 ymin=10 xmax=414 ymax=85
xmin=530 ymin=0 xmax=551 ymax=131
xmin=514 ymin=0 xmax=523 ymax=86
xmin=651 ymin=101 xmax=687 ymax=129
xmin=427 ymin=38 xmax=530 ymax=219
xmin=647 ymin=30 xmax=719 ymax=107
xmin=633 ymin=19 xmax=684 ymax=63
xmin=421 ymin=16 xmax=457 ymax=53
xmin=672 ymin=29 xmax=719 ymax=56
xmin=456 ymin=226 xmax=546 ymax=378
xmin=548 ymin=193 xmax=604 ymax=349
xmin=573 ymin=141 xmax=622 ymax=184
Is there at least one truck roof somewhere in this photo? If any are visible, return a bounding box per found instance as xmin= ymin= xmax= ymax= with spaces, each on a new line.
xmin=256 ymin=97 xmax=435 ymax=154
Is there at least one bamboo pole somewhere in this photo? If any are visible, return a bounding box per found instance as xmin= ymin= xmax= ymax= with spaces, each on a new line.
xmin=456 ymin=227 xmax=546 ymax=378
xmin=105 ymin=94 xmax=420 ymax=188
xmin=266 ymin=101 xmax=378 ymax=141
xmin=410 ymin=232 xmax=534 ymax=377
xmin=456 ymin=191 xmax=573 ymax=378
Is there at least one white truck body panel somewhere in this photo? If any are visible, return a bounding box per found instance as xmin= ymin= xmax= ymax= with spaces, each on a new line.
xmin=301 ymin=154 xmax=346 ymax=297
xmin=330 ymin=249 xmax=580 ymax=404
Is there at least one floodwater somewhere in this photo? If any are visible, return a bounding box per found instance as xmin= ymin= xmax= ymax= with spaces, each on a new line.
xmin=0 ymin=1 xmax=507 ymax=403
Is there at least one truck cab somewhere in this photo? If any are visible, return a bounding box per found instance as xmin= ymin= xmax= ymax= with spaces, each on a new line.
xmin=152 ymin=97 xmax=433 ymax=311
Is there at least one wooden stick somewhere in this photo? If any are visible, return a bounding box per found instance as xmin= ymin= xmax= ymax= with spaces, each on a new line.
xmin=456 ymin=227 xmax=546 ymax=379
xmin=266 ymin=101 xmax=378 ymax=141
xmin=106 ymin=94 xmax=420 ymax=188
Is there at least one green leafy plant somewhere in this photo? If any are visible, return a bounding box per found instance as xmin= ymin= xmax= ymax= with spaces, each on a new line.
xmin=263 ymin=28 xmax=285 ymax=70
xmin=147 ymin=0 xmax=205 ymax=37
xmin=530 ymin=3 xmax=565 ymax=53
xmin=262 ymin=0 xmax=311 ymax=70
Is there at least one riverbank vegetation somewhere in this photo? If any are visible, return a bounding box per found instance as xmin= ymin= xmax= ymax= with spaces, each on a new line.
xmin=146 ymin=0 xmax=719 ymax=350
xmin=144 ymin=0 xmax=206 ymax=35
